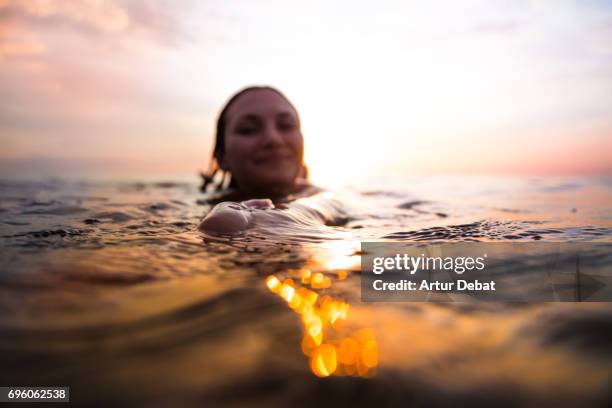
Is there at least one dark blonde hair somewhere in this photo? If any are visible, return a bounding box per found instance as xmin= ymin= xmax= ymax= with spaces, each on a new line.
xmin=200 ymin=86 xmax=307 ymax=192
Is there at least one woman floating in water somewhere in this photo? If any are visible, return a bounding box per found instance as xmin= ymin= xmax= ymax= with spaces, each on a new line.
xmin=198 ymin=86 xmax=347 ymax=234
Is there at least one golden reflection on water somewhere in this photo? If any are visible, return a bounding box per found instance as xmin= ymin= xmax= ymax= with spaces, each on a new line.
xmin=265 ymin=263 xmax=378 ymax=378
xmin=317 ymin=240 xmax=362 ymax=271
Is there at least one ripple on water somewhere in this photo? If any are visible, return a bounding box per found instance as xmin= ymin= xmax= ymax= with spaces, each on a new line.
xmin=21 ymin=205 xmax=89 ymax=216
xmin=90 ymin=211 xmax=135 ymax=223
xmin=383 ymin=221 xmax=611 ymax=242
xmin=0 ymin=177 xmax=611 ymax=406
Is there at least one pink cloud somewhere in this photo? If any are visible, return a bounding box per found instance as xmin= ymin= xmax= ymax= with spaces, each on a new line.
xmin=0 ymin=0 xmax=129 ymax=33
xmin=0 ymin=19 xmax=46 ymax=57
xmin=0 ymin=0 xmax=188 ymax=56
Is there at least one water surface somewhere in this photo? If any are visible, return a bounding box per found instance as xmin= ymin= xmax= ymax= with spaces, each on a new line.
xmin=1 ymin=175 xmax=611 ymax=406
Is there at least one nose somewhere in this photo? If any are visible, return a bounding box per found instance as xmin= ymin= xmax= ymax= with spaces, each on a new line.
xmin=261 ymin=123 xmax=284 ymax=147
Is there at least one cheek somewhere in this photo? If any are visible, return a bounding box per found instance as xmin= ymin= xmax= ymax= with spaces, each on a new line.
xmin=287 ymin=132 xmax=304 ymax=158
xmin=225 ymin=138 xmax=256 ymax=167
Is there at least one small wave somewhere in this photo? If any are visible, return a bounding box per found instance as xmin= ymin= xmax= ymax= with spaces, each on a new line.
xmin=21 ymin=205 xmax=89 ymax=216
xmin=90 ymin=211 xmax=135 ymax=223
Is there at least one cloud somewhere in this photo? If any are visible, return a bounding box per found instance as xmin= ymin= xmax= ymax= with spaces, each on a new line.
xmin=0 ymin=19 xmax=47 ymax=57
xmin=0 ymin=1 xmax=205 ymax=173
xmin=0 ymin=0 xmax=129 ymax=35
xmin=0 ymin=0 xmax=126 ymax=60
xmin=0 ymin=0 xmax=190 ymax=57
xmin=120 ymin=0 xmax=192 ymax=47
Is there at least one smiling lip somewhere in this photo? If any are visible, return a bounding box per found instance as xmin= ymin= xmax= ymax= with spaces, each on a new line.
xmin=253 ymin=153 xmax=294 ymax=164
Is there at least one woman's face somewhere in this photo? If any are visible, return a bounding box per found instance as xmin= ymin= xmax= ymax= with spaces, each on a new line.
xmin=220 ymin=89 xmax=304 ymax=195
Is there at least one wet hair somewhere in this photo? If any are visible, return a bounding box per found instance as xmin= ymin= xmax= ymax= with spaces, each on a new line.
xmin=200 ymin=86 xmax=307 ymax=193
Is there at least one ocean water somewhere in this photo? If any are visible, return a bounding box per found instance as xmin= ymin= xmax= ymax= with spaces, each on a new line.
xmin=1 ymin=175 xmax=611 ymax=406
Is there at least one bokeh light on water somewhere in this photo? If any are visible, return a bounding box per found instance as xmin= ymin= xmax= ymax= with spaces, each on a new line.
xmin=265 ymin=264 xmax=377 ymax=378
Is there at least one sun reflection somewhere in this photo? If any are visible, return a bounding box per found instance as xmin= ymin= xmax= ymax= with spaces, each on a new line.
xmin=318 ymin=240 xmax=361 ymax=272
xmin=265 ymin=275 xmax=281 ymax=293
xmin=264 ymin=262 xmax=378 ymax=378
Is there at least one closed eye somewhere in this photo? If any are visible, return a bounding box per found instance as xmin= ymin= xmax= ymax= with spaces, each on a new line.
xmin=276 ymin=113 xmax=298 ymax=131
xmin=278 ymin=123 xmax=296 ymax=131
xmin=234 ymin=115 xmax=261 ymax=135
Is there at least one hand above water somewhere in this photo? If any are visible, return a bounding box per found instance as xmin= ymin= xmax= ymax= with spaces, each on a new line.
xmin=198 ymin=193 xmax=345 ymax=235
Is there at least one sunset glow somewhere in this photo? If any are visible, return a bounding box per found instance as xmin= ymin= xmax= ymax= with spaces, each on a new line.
xmin=1 ymin=0 xmax=611 ymax=181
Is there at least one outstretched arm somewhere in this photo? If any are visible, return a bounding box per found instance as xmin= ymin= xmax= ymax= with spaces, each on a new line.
xmin=197 ymin=199 xmax=272 ymax=234
xmin=198 ymin=193 xmax=347 ymax=235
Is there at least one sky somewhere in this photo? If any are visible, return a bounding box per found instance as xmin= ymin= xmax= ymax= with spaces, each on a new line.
xmin=1 ymin=0 xmax=611 ymax=184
